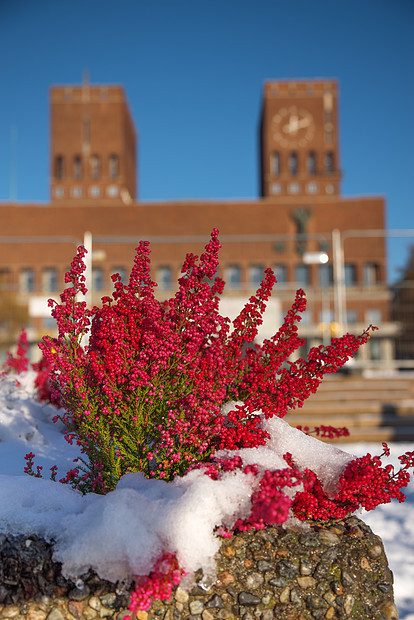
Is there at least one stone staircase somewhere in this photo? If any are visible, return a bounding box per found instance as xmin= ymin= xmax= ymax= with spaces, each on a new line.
xmin=287 ymin=373 xmax=414 ymax=443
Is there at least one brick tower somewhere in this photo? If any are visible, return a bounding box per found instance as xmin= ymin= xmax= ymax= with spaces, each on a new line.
xmin=50 ymin=81 xmax=136 ymax=204
xmin=260 ymin=79 xmax=341 ymax=198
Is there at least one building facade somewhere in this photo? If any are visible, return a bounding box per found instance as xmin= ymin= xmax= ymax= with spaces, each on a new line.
xmin=0 ymin=79 xmax=396 ymax=368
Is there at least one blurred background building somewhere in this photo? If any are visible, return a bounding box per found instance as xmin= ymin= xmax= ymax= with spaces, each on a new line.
xmin=0 ymin=77 xmax=406 ymax=370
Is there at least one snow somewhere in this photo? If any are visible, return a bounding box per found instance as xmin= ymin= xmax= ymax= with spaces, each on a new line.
xmin=0 ymin=372 xmax=413 ymax=618
xmin=218 ymin=406 xmax=355 ymax=496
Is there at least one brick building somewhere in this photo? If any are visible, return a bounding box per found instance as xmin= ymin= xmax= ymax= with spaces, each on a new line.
xmin=0 ymin=78 xmax=396 ymax=368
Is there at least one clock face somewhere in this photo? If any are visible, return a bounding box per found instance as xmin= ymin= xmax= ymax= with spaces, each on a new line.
xmin=271 ymin=106 xmax=315 ymax=147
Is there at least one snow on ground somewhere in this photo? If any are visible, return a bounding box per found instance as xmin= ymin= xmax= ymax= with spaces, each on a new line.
xmin=0 ymin=371 xmax=413 ymax=617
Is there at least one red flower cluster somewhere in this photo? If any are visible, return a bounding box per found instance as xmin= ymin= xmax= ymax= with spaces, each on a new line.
xmin=292 ymin=444 xmax=414 ymax=521
xmin=126 ymin=553 xmax=186 ymax=615
xmin=24 ymin=452 xmax=43 ymax=478
xmin=1 ymin=328 xmax=29 ymax=375
xmin=296 ymin=425 xmax=350 ymax=439
xmin=34 ymin=229 xmax=374 ymax=493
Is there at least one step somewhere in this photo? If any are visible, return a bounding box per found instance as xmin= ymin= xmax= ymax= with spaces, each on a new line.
xmin=297 ymin=400 xmax=414 ymax=415
xmin=304 ymin=378 xmax=414 ymax=390
xmin=304 ymin=391 xmax=414 ymax=402
xmin=283 ymin=374 xmax=414 ymax=443
xmin=287 ymin=413 xmax=414 ymax=429
xmin=301 ymin=426 xmax=414 ymax=444
xmin=310 ymin=378 xmax=414 ymax=393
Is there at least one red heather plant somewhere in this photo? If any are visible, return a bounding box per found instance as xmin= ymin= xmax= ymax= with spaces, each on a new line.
xmin=1 ymin=327 xmax=29 ymax=376
xmin=38 ymin=229 xmax=373 ymax=493
xmin=1 ymin=328 xmax=59 ymax=404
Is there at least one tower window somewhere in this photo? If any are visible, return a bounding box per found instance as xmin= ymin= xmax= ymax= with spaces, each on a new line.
xmin=109 ymin=154 xmax=119 ymax=179
xmin=89 ymin=185 xmax=101 ymax=197
xmin=55 ymin=155 xmax=65 ymax=180
xmin=288 ymin=152 xmax=298 ymax=175
xmin=72 ymin=186 xmax=83 ymax=198
xmin=54 ymin=187 xmax=65 ymax=198
xmin=271 ymin=152 xmax=280 ymax=176
xmin=91 ymin=154 xmax=101 ymax=179
xmin=107 ymin=185 xmax=119 ymax=197
xmin=307 ymin=151 xmax=317 ymax=175
xmin=73 ymin=155 xmax=82 ymax=180
xmin=325 ymin=152 xmax=334 ymax=173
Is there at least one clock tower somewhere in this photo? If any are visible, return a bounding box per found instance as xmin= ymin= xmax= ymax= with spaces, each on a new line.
xmin=260 ymin=79 xmax=342 ymax=198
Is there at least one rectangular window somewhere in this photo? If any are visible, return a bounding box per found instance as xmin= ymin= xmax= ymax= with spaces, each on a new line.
xmin=300 ymin=310 xmax=311 ymax=325
xmin=325 ymin=152 xmax=334 ymax=173
xmin=0 ymin=268 xmax=11 ymax=291
xmin=55 ymin=155 xmax=65 ymax=180
xmin=319 ymin=308 xmax=334 ymax=323
xmin=19 ymin=268 xmax=35 ymax=293
xmin=289 ymin=152 xmax=298 ymax=175
xmin=225 ymin=264 xmax=242 ymax=289
xmin=295 ymin=264 xmax=310 ymax=286
xmin=365 ymin=309 xmax=382 ymax=324
xmin=271 ymin=152 xmax=280 ymax=176
xmin=109 ymin=154 xmax=119 ymax=179
xmin=73 ymin=155 xmax=82 ymax=180
xmin=369 ymin=338 xmax=382 ymax=361
xmin=157 ymin=265 xmax=173 ymax=290
xmin=42 ymin=267 xmax=58 ymax=293
xmin=92 ymin=266 xmax=104 ymax=292
xmin=42 ymin=317 xmax=56 ymax=328
xmin=248 ymin=265 xmax=264 ymax=288
xmin=91 ymin=154 xmax=101 ymax=180
xmin=346 ymin=309 xmax=358 ymax=324
xmin=363 ymin=263 xmax=379 ymax=286
xmin=273 ymin=264 xmax=287 ymax=285
xmin=344 ymin=264 xmax=356 ymax=286
xmin=112 ymin=267 xmax=126 ymax=284
xmin=318 ymin=264 xmax=333 ymax=287
xmin=307 ymin=152 xmax=317 ymax=175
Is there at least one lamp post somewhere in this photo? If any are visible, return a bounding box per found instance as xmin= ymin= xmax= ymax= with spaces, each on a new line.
xmin=303 ymin=251 xmax=330 ymax=346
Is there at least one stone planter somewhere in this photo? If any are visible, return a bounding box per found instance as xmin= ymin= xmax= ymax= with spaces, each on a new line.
xmin=0 ymin=516 xmax=398 ymax=619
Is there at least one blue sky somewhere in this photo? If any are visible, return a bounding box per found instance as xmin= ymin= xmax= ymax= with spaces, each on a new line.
xmin=0 ymin=0 xmax=413 ymax=280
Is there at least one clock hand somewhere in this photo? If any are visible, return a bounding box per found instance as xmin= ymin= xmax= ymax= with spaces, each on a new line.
xmin=283 ymin=117 xmax=311 ymax=135
xmin=283 ymin=116 xmax=299 ymax=134
xmin=297 ymin=118 xmax=311 ymax=129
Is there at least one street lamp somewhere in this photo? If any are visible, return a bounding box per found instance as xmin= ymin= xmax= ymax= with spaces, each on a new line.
xmin=303 ymin=251 xmax=329 ymax=265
